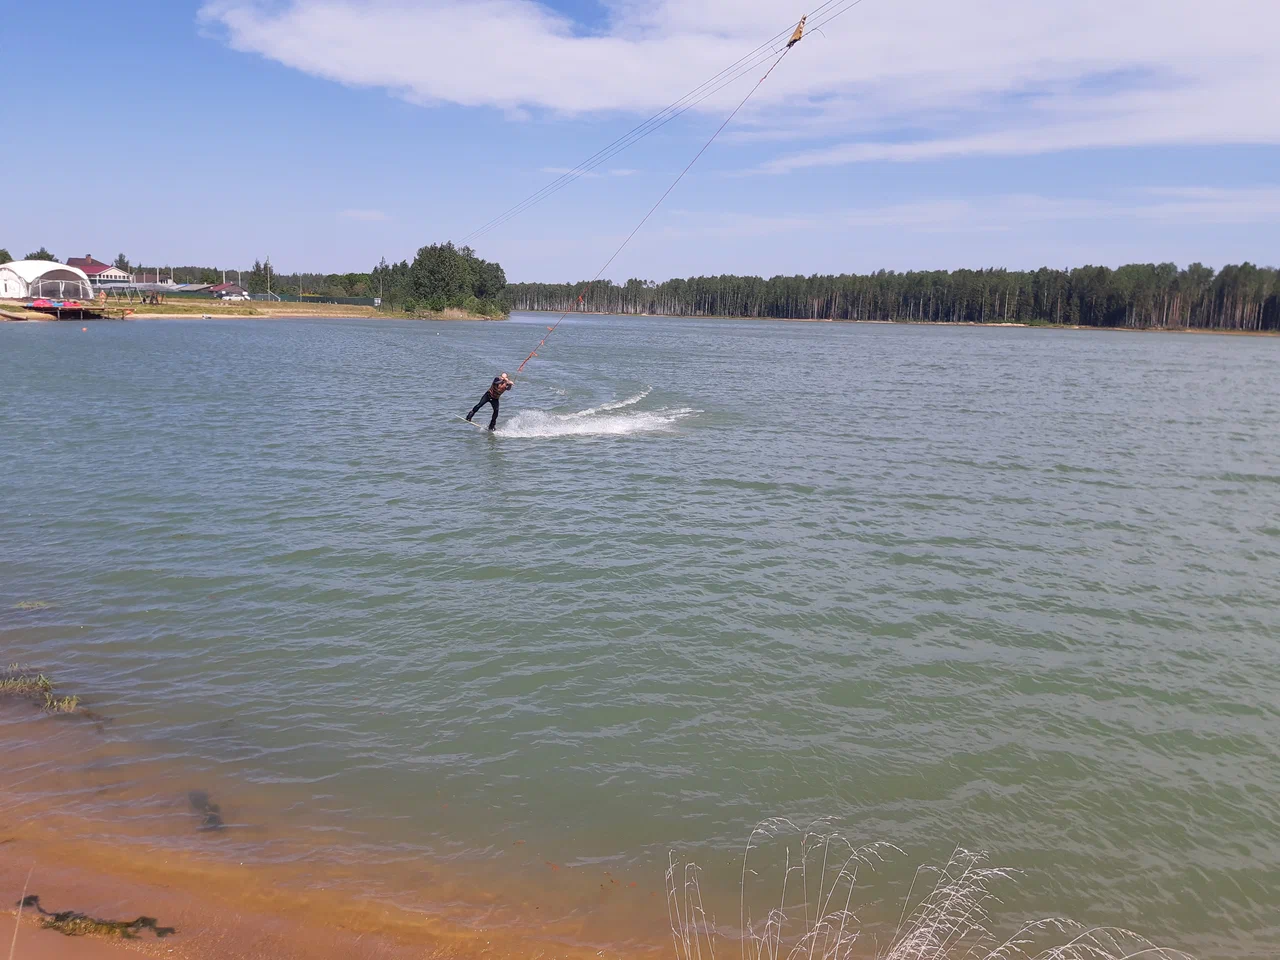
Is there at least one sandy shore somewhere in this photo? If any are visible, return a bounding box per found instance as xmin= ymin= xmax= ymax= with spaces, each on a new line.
xmin=0 ymin=851 xmax=486 ymax=960
xmin=0 ymin=301 xmax=503 ymax=322
xmin=1 ymin=908 xmax=127 ymax=960
xmin=0 ymin=824 xmax=655 ymax=960
xmin=127 ymin=305 xmax=503 ymax=321
xmin=0 ymin=698 xmax=662 ymax=960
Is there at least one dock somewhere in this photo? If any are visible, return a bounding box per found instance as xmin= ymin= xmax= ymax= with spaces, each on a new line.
xmin=1 ymin=301 xmax=134 ymax=321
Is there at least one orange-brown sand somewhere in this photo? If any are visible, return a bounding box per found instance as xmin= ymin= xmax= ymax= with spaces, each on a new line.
xmin=0 ymin=820 xmax=663 ymax=960
xmin=1 ymin=701 xmax=666 ymax=960
xmin=2 ymin=903 xmax=128 ymax=960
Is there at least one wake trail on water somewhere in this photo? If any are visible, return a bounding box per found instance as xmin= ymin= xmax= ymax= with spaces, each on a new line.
xmin=498 ymin=389 xmax=692 ymax=438
xmin=567 ymin=386 xmax=652 ymax=418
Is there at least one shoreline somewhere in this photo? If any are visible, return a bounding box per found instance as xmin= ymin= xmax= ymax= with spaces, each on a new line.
xmin=0 ymin=701 xmax=663 ymax=960
xmin=516 ymin=310 xmax=1280 ymax=336
xmin=0 ymin=832 xmax=649 ymax=960
xmin=0 ymin=300 xmax=505 ymax=322
xmin=128 ymin=313 xmax=504 ymax=321
xmin=0 ymin=795 xmax=661 ymax=960
xmin=5 ymin=301 xmax=1275 ymax=335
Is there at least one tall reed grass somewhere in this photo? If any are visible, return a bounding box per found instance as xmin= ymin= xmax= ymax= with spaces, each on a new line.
xmin=667 ymin=820 xmax=1194 ymax=960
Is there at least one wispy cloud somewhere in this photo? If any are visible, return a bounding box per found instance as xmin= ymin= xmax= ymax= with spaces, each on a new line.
xmin=1135 ymin=186 xmax=1280 ymax=224
xmin=541 ymin=166 xmax=600 ymax=178
xmin=664 ymin=187 xmax=1280 ymax=238
xmin=338 ymin=209 xmax=390 ymax=222
xmin=535 ymin=165 xmax=638 ymax=180
xmin=757 ymin=108 xmax=1280 ymax=173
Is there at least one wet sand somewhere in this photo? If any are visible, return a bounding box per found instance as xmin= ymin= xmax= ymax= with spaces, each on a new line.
xmin=0 ymin=702 xmax=666 ymax=960
xmin=0 ymin=815 xmax=662 ymax=960
xmin=0 ymin=852 xmax=515 ymax=960
xmin=2 ymin=909 xmax=130 ymax=960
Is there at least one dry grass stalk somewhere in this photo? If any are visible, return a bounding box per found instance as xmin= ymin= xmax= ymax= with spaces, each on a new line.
xmin=668 ymin=822 xmax=1196 ymax=960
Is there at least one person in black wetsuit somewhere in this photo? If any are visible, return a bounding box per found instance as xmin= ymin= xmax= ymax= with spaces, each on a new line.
xmin=466 ymin=373 xmax=513 ymax=431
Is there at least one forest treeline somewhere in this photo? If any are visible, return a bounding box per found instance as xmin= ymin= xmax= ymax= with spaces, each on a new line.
xmin=507 ymin=262 xmax=1280 ymax=331
xmin=8 ymin=243 xmax=1276 ymax=330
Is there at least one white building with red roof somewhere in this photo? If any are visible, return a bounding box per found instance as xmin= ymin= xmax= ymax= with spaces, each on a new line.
xmin=65 ymin=254 xmax=133 ymax=285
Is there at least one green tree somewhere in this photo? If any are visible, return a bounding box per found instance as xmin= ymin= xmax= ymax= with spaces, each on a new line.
xmin=400 ymin=242 xmax=506 ymax=313
xmin=410 ymin=242 xmax=470 ymax=307
xmin=0 ymin=248 xmax=11 ymax=265
xmin=247 ymin=259 xmax=266 ymax=294
xmin=475 ymin=259 xmax=507 ymax=300
xmin=25 ymin=247 xmax=57 ymax=261
xmin=114 ymin=253 xmax=131 ymax=271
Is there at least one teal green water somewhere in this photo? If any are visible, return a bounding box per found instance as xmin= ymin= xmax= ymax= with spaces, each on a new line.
xmin=2 ymin=316 xmax=1279 ymax=957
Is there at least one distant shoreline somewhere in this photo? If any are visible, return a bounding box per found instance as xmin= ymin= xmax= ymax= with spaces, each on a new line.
xmin=5 ymin=301 xmax=1275 ymax=335
xmin=515 ymin=309 xmax=1280 ymax=337
xmin=131 ymin=311 xmax=503 ymax=321
xmin=0 ymin=299 xmax=503 ymax=322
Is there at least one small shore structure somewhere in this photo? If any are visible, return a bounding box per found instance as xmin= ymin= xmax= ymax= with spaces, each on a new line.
xmin=0 ymin=259 xmax=95 ymax=301
xmin=0 ymin=260 xmax=133 ymax=320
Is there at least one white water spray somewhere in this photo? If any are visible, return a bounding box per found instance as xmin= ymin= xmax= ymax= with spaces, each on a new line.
xmin=497 ymin=388 xmax=692 ymax=439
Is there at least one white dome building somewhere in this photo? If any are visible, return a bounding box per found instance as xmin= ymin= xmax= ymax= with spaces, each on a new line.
xmin=0 ymin=260 xmax=95 ymax=301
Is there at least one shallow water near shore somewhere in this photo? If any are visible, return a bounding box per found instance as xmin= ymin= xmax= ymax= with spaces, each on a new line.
xmin=3 ymin=314 xmax=1280 ymax=958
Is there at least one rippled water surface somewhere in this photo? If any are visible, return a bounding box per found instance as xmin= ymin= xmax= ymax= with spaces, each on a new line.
xmin=3 ymin=316 xmax=1279 ymax=957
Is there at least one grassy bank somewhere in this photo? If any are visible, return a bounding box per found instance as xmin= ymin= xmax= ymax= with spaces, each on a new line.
xmin=116 ymin=300 xmax=506 ymax=320
xmin=0 ymin=303 xmax=53 ymax=320
xmin=0 ymin=299 xmax=506 ymax=321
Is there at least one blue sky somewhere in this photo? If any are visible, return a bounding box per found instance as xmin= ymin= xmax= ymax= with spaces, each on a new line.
xmin=4 ymin=0 xmax=1277 ymax=281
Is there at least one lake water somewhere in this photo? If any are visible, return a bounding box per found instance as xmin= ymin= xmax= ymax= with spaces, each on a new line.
xmin=2 ymin=315 xmax=1279 ymax=959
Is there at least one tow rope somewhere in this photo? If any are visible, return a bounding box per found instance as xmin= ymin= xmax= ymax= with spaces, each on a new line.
xmin=515 ymin=17 xmax=809 ymax=375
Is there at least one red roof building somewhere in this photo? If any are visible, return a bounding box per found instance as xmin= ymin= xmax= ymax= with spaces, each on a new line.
xmin=65 ymin=255 xmax=133 ymax=284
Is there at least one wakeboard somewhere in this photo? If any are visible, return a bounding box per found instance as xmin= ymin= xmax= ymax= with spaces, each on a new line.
xmin=453 ymin=415 xmax=493 ymax=432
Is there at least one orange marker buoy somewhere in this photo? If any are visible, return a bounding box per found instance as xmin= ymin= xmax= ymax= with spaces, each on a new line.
xmin=82 ymin=327 xmax=87 ymax=331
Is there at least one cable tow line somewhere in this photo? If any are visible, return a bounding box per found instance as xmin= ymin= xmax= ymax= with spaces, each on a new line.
xmin=514 ymin=20 xmax=807 ymax=376
xmin=462 ymin=0 xmax=869 ymax=245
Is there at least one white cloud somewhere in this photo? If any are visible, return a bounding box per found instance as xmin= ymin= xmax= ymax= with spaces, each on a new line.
xmin=756 ymin=97 xmax=1280 ymax=173
xmin=200 ymin=0 xmax=1280 ymax=165
xmin=537 ymin=166 xmax=636 ymax=178
xmin=1135 ymin=186 xmax=1280 ymax=224
xmin=541 ymin=166 xmax=601 ymax=177
xmin=664 ymin=187 xmax=1280 ymax=238
xmin=338 ymin=208 xmax=390 ymax=221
